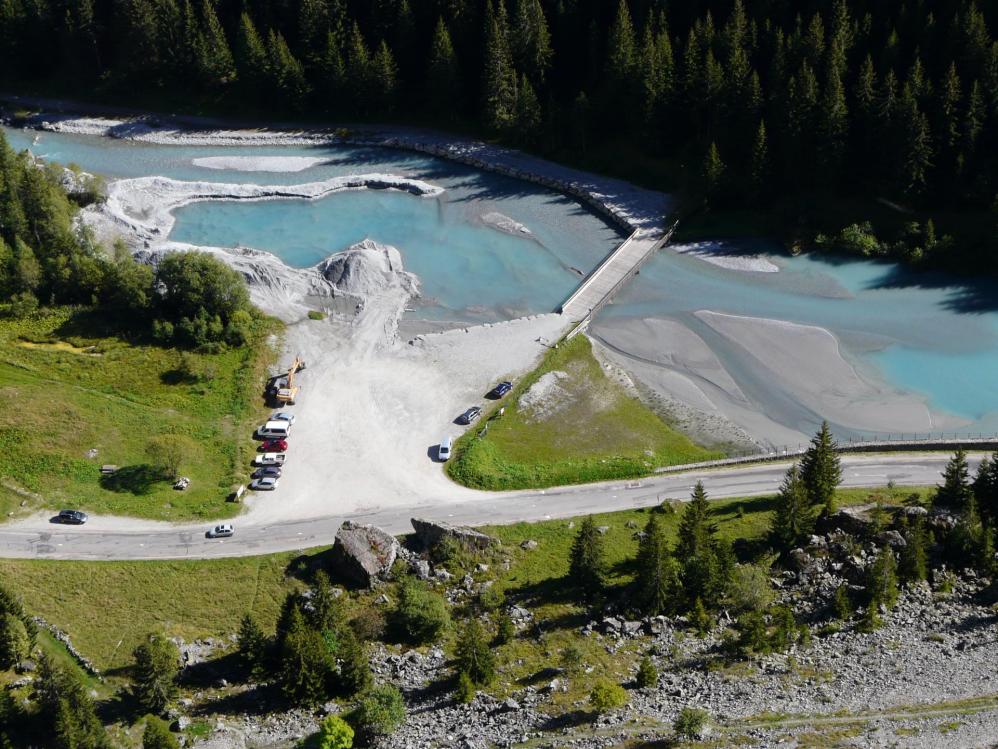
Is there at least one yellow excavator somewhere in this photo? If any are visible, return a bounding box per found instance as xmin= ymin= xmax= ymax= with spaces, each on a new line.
xmin=275 ymin=355 xmax=306 ymax=405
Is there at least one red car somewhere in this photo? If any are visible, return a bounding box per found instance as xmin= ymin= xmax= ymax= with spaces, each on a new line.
xmin=260 ymin=439 xmax=288 ymax=452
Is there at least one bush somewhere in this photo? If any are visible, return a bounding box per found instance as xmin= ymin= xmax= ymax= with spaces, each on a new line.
xmin=478 ymin=585 xmax=505 ymax=612
xmin=726 ymin=564 xmax=775 ymax=613
xmin=673 ymin=707 xmax=709 ymax=740
xmin=393 ymin=578 xmax=450 ymax=644
xmin=350 ymin=606 xmax=386 ymax=642
xmin=589 ymin=679 xmax=627 ymax=714
xmin=142 ymin=716 xmax=179 ymax=749
xmin=559 ymin=644 xmax=583 ymax=675
xmin=494 ymin=612 xmax=516 ymax=645
xmin=307 ymin=310 xmax=326 ymax=320
xmin=454 ymin=670 xmax=476 ymax=704
xmin=355 ymin=685 xmax=406 ymax=737
xmin=635 ymin=656 xmax=658 ymax=688
xmin=316 ymin=715 xmax=354 ymax=749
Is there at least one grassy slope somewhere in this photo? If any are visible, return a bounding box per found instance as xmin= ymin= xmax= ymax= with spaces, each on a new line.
xmin=0 ymin=486 xmax=929 ymax=679
xmin=0 ymin=308 xmax=278 ymax=521
xmin=447 ymin=335 xmax=719 ymax=490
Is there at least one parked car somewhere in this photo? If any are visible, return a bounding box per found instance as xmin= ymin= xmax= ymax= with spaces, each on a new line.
xmin=252 ymin=466 xmax=282 ymax=479
xmin=260 ymin=439 xmax=289 ymax=452
xmin=458 ymin=406 xmax=482 ymax=425
xmin=257 ymin=420 xmax=291 ymax=439
xmin=249 ymin=477 xmax=279 ymax=491
xmin=438 ymin=436 xmax=452 ymax=461
xmin=206 ymin=523 xmax=234 ymax=538
xmin=55 ymin=509 xmax=88 ymax=525
xmin=253 ymin=452 xmax=286 ymax=466
xmin=271 ymin=411 xmax=296 ymax=424
xmin=490 ymin=381 xmax=513 ymax=398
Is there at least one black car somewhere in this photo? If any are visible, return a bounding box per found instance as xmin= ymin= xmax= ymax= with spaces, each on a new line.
xmin=56 ymin=509 xmax=88 ymax=525
xmin=458 ymin=406 xmax=482 ymax=425
xmin=490 ymin=381 xmax=512 ymax=398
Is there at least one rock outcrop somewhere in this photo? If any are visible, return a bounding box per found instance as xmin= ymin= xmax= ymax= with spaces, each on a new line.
xmin=410 ymin=518 xmax=496 ymax=551
xmin=330 ymin=521 xmax=399 ymax=587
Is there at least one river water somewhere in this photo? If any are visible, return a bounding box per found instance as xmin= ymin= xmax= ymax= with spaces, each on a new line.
xmin=4 ymin=126 xmax=997 ymax=438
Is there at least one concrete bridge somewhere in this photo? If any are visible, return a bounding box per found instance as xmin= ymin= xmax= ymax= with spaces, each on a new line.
xmin=560 ymin=222 xmax=677 ymax=329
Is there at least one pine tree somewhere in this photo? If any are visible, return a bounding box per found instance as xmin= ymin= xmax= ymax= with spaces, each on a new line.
xmin=606 ymin=0 xmax=637 ymax=87
xmin=454 ymin=619 xmax=495 ymax=686
xmin=34 ymin=655 xmax=112 ymax=749
xmin=568 ymin=515 xmax=607 ymax=603
xmin=936 ymin=449 xmax=972 ymax=509
xmin=635 ymin=656 xmax=658 ymax=688
xmin=898 ymin=84 xmax=933 ymax=198
xmin=235 ymin=12 xmax=268 ymax=92
xmin=197 ymin=0 xmax=234 ymax=87
xmin=800 ymin=421 xmax=842 ymax=513
xmin=345 ymin=21 xmax=371 ymax=108
xmin=237 ymin=613 xmax=268 ymax=678
xmin=770 ymin=463 xmax=814 ymax=551
xmin=691 ymin=596 xmax=711 ymax=635
xmin=866 ymin=548 xmax=899 ymax=610
xmin=482 ymin=0 xmax=517 ymax=131
xmin=427 ymin=18 xmax=460 ymax=114
xmin=817 ymin=63 xmax=848 ymax=179
xmin=973 ymin=453 xmax=998 ymax=524
xmin=132 ymin=634 xmax=179 ymax=714
xmin=676 ymin=481 xmax=715 ymax=560
xmin=634 ymin=513 xmax=680 ymax=615
xmin=308 ymin=570 xmax=343 ymax=633
xmin=370 ymin=40 xmax=398 ymax=113
xmin=267 ymin=30 xmax=309 ymax=110
xmin=514 ymin=73 xmax=542 ymax=142
xmin=337 ymin=629 xmax=371 ymax=695
xmin=701 ymin=141 xmax=725 ymax=201
xmin=512 ymin=0 xmax=552 ymax=86
xmin=749 ymin=119 xmax=769 ymax=198
xmin=899 ymin=516 xmax=928 ymax=582
xmin=278 ymin=606 xmax=333 ymax=705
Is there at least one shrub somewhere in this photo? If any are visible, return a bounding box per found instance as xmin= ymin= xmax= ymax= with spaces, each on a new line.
xmin=833 ymin=584 xmax=853 ymax=620
xmin=308 ymin=310 xmax=326 ymax=320
xmin=142 ymin=716 xmax=179 ymax=749
xmin=559 ymin=644 xmax=583 ymax=675
xmin=589 ymin=679 xmax=627 ymax=714
xmin=454 ymin=620 xmax=495 ymax=686
xmin=673 ymin=707 xmax=709 ymax=740
xmin=350 ymin=606 xmax=386 ymax=642
xmin=316 ymin=715 xmax=354 ymax=749
xmin=355 ymin=685 xmax=406 ymax=737
xmin=635 ymin=656 xmax=658 ymax=688
xmin=393 ymin=578 xmax=450 ymax=644
xmin=478 ymin=585 xmax=505 ymax=612
xmin=454 ymin=670 xmax=476 ymax=704
xmin=727 ymin=564 xmax=776 ymax=613
xmin=494 ymin=612 xmax=516 ymax=645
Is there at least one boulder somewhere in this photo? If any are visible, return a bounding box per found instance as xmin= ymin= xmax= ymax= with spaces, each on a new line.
xmin=330 ymin=521 xmax=399 ymax=588
xmin=520 ymin=539 xmax=538 ymax=551
xmin=411 ymin=517 xmax=496 ymax=551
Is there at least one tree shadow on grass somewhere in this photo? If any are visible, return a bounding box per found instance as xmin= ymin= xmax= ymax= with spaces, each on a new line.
xmin=179 ymin=652 xmax=243 ymax=690
xmin=99 ymin=464 xmax=163 ymax=495
xmin=190 ymin=682 xmax=285 ymax=718
xmin=284 ymin=548 xmax=337 ymax=585
xmin=537 ymin=709 xmax=594 ymax=730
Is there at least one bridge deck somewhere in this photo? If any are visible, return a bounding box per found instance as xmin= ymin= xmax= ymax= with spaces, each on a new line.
xmin=560 ymin=231 xmax=665 ymax=322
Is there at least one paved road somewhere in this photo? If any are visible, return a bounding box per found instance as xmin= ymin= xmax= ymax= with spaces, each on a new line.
xmin=0 ymin=454 xmax=970 ymax=561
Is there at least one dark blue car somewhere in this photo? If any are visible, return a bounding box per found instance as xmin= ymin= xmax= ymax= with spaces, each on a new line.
xmin=491 ymin=381 xmax=512 ymax=398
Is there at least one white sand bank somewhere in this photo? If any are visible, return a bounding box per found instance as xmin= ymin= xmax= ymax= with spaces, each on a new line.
xmin=480 ymin=211 xmax=533 ymax=237
xmin=670 ymin=241 xmax=779 ymax=273
xmin=192 ymin=155 xmax=328 ymax=172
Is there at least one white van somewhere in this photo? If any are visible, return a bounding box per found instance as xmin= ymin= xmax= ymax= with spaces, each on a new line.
xmin=438 ymin=436 xmax=452 ymax=461
xmin=257 ymin=420 xmax=291 ymax=439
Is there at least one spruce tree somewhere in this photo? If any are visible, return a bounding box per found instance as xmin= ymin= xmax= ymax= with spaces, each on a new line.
xmin=898 ymin=84 xmax=933 ymax=197
xmin=197 ymin=0 xmax=234 ymax=86
xmin=142 ymin=716 xmax=179 ymax=749
xmin=132 ymin=634 xmax=180 ymax=714
xmin=635 ymin=656 xmax=658 ymax=688
xmin=800 ymin=421 xmax=842 ymax=513
xmin=899 ymin=516 xmax=928 ymax=582
xmin=701 ymin=142 xmax=725 ymax=201
xmin=237 ymin=613 xmax=268 ymax=678
xmin=482 ymin=0 xmax=517 ymax=131
xmin=454 ymin=619 xmax=495 ymax=686
xmin=973 ymin=453 xmax=998 ymax=524
xmin=605 ymin=0 xmax=636 ymax=87
xmin=866 ymin=548 xmax=899 ymax=611
xmin=634 ymin=513 xmax=680 ymax=615
xmin=936 ymin=449 xmax=972 ymax=509
xmin=749 ymin=119 xmax=769 ymax=197
xmin=370 ymin=40 xmax=398 ymax=112
xmin=278 ymin=606 xmax=333 ymax=705
xmin=235 ymin=12 xmax=268 ymax=93
xmin=427 ymin=18 xmax=460 ymax=114
xmin=345 ymin=21 xmax=371 ymax=108
xmin=770 ymin=463 xmax=814 ymax=552
xmin=512 ymin=0 xmax=552 ymax=86
xmin=676 ymin=481 xmax=714 ymax=560
xmin=34 ymin=655 xmax=112 ymax=749
xmin=568 ymin=515 xmax=607 ymax=604
xmin=337 ymin=629 xmax=371 ymax=695
xmin=515 ymin=74 xmax=542 ymax=140
xmin=267 ymin=30 xmax=309 ymax=110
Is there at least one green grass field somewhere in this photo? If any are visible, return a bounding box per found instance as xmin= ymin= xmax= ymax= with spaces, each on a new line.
xmin=447 ymin=335 xmax=719 ymax=490
xmin=0 ymin=308 xmax=278 ymax=521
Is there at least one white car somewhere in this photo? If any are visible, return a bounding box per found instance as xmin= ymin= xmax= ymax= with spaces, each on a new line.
xmin=271 ymin=411 xmax=296 ymax=424
xmin=249 ymin=477 xmax=279 ymax=491
xmin=253 ymin=452 xmax=287 ymax=466
xmin=207 ymin=523 xmax=234 ymax=538
xmin=438 ymin=436 xmax=452 ymax=461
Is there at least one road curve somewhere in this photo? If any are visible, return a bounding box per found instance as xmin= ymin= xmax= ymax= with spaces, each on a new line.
xmin=0 ymin=454 xmax=971 ymax=561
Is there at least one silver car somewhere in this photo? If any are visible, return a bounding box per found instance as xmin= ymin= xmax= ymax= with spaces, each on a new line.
xmin=207 ymin=523 xmax=234 ymax=538
xmin=249 ymin=477 xmax=279 ymax=491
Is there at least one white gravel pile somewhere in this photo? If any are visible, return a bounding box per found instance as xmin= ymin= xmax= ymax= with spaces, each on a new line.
xmin=518 ymin=370 xmax=570 ymax=422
